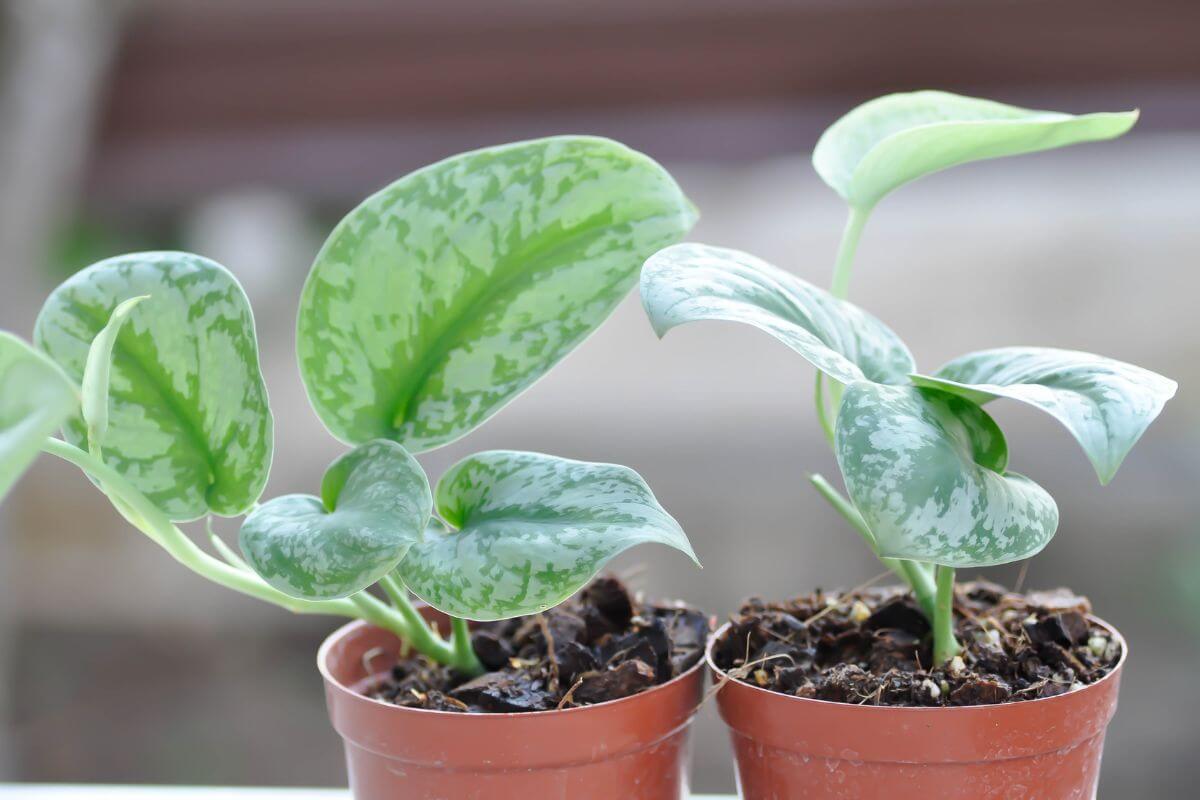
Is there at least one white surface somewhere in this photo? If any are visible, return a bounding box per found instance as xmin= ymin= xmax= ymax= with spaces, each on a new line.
xmin=0 ymin=789 xmax=732 ymax=799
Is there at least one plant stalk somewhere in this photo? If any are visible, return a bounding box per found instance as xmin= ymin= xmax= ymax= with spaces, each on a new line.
xmin=382 ymin=573 xmax=485 ymax=677
xmin=40 ymin=437 xmax=486 ymax=675
xmin=830 ymin=205 xmax=871 ymax=301
xmin=809 ymin=474 xmax=936 ymax=618
xmin=932 ymin=564 xmax=962 ymax=666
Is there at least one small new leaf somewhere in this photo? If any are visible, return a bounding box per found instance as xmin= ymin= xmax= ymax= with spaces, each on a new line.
xmin=239 ymin=440 xmax=432 ymax=600
xmin=298 ymin=136 xmax=696 ymax=453
xmin=81 ymin=295 xmax=149 ymax=456
xmin=814 ymin=90 xmax=1138 ymax=210
xmin=641 ymin=243 xmax=915 ymax=385
xmin=0 ymin=333 xmax=78 ymax=503
xmin=397 ymin=450 xmax=699 ymax=621
xmin=911 ymin=347 xmax=1177 ymax=485
xmin=835 ymin=382 xmax=1058 ymax=568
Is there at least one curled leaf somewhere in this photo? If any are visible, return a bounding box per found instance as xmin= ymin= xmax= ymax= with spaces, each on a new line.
xmin=814 ymin=90 xmax=1138 ymax=209
xmin=640 ymin=243 xmax=914 ymax=385
xmin=911 ymin=347 xmax=1176 ymax=485
xmin=398 ymin=450 xmax=698 ymax=620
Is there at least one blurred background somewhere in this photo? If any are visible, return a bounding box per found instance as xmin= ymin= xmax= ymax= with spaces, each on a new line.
xmin=2 ymin=0 xmax=1199 ymax=795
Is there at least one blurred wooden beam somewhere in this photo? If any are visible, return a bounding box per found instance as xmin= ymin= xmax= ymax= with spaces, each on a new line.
xmin=87 ymin=0 xmax=1200 ymax=209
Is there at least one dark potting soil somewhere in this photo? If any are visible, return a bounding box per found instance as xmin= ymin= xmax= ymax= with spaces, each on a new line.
xmin=368 ymin=576 xmax=710 ymax=713
xmin=712 ymin=581 xmax=1121 ymax=707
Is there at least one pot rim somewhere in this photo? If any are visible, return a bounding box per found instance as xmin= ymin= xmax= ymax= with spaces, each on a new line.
xmin=319 ymin=617 xmax=708 ymax=720
xmin=705 ymin=608 xmax=1127 ymax=713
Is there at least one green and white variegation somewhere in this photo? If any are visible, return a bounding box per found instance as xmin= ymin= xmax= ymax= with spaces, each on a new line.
xmin=911 ymin=347 xmax=1177 ymax=485
xmin=239 ymin=440 xmax=431 ymax=599
xmin=641 ymin=243 xmax=914 ymax=385
xmin=835 ymin=382 xmax=1059 ymax=568
xmin=814 ymin=91 xmax=1138 ymax=210
xmin=34 ymin=252 xmax=273 ymax=520
xmin=398 ymin=450 xmax=699 ymax=620
xmin=0 ymin=333 xmax=79 ymax=502
xmin=298 ymin=136 xmax=697 ymax=452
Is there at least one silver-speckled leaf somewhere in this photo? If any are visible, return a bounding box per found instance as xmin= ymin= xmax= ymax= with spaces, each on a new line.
xmin=911 ymin=347 xmax=1176 ymax=485
xmin=34 ymin=252 xmax=273 ymax=520
xmin=239 ymin=440 xmax=431 ymax=599
xmin=298 ymin=136 xmax=697 ymax=452
xmin=397 ymin=450 xmax=699 ymax=621
xmin=640 ymin=243 xmax=915 ymax=384
xmin=814 ymin=91 xmax=1138 ymax=209
xmin=835 ymin=382 xmax=1058 ymax=568
xmin=0 ymin=332 xmax=78 ymax=503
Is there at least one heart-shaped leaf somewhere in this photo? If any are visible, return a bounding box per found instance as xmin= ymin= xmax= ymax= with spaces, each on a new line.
xmin=397 ymin=450 xmax=698 ymax=620
xmin=0 ymin=333 xmax=78 ymax=503
xmin=640 ymin=243 xmax=915 ymax=384
xmin=835 ymin=382 xmax=1058 ymax=568
xmin=813 ymin=91 xmax=1138 ymax=210
xmin=34 ymin=252 xmax=273 ymax=520
xmin=298 ymin=136 xmax=697 ymax=452
xmin=911 ymin=347 xmax=1176 ymax=485
xmin=239 ymin=440 xmax=431 ymax=599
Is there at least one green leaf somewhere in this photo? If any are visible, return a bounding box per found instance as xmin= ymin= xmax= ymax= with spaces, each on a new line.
xmin=34 ymin=252 xmax=273 ymax=520
xmin=298 ymin=136 xmax=697 ymax=452
xmin=835 ymin=382 xmax=1058 ymax=568
xmin=239 ymin=440 xmax=431 ymax=599
xmin=813 ymin=91 xmax=1138 ymax=209
xmin=81 ymin=295 xmax=149 ymax=455
xmin=0 ymin=333 xmax=78 ymax=503
xmin=910 ymin=347 xmax=1176 ymax=485
xmin=640 ymin=243 xmax=915 ymax=384
xmin=397 ymin=450 xmax=698 ymax=620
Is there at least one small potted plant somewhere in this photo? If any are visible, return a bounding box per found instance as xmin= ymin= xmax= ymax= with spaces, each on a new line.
xmin=1 ymin=137 xmax=709 ymax=799
xmin=639 ymin=92 xmax=1176 ymax=798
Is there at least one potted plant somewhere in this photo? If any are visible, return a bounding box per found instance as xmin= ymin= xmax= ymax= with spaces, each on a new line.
xmin=639 ymin=92 xmax=1176 ymax=798
xmin=1 ymin=137 xmax=710 ymax=799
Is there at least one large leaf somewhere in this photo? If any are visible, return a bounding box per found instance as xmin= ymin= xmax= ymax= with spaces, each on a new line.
xmin=239 ymin=440 xmax=431 ymax=599
xmin=911 ymin=347 xmax=1176 ymax=485
xmin=34 ymin=252 xmax=273 ymax=520
xmin=640 ymin=243 xmax=915 ymax=384
xmin=397 ymin=450 xmax=698 ymax=620
xmin=835 ymin=382 xmax=1058 ymax=568
xmin=813 ymin=91 xmax=1138 ymax=210
xmin=0 ymin=333 xmax=78 ymax=503
xmin=298 ymin=136 xmax=697 ymax=452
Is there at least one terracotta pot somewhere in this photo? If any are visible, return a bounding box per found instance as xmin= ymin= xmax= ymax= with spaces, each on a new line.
xmin=319 ymin=607 xmax=705 ymax=800
xmin=707 ymin=616 xmax=1126 ymax=800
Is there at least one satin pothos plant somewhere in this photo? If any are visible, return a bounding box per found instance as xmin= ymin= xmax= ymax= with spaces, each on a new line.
xmin=0 ymin=136 xmax=700 ymax=678
xmin=641 ymin=91 xmax=1175 ymax=666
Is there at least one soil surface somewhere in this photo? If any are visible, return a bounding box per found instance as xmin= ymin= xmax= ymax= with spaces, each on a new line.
xmin=712 ymin=581 xmax=1121 ymax=706
xmin=368 ymin=576 xmax=710 ymax=712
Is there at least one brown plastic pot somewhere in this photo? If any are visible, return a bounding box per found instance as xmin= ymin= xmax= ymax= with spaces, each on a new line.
xmin=707 ymin=616 xmax=1126 ymax=800
xmin=319 ymin=606 xmax=706 ymax=800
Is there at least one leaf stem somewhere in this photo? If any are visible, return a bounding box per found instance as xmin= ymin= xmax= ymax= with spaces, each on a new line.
xmin=450 ymin=616 xmax=480 ymax=675
xmin=830 ymin=205 xmax=870 ymax=301
xmin=814 ymin=375 xmax=835 ymax=447
xmin=933 ymin=564 xmax=962 ymax=666
xmin=808 ymin=474 xmax=936 ymax=618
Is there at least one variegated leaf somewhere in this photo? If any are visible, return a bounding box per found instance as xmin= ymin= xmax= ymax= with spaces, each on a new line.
xmin=911 ymin=347 xmax=1176 ymax=485
xmin=239 ymin=440 xmax=431 ymax=599
xmin=0 ymin=333 xmax=78 ymax=503
xmin=640 ymin=243 xmax=915 ymax=384
xmin=814 ymin=91 xmax=1138 ymax=210
xmin=298 ymin=136 xmax=696 ymax=452
xmin=835 ymin=382 xmax=1058 ymax=568
xmin=397 ymin=450 xmax=699 ymax=620
xmin=34 ymin=252 xmax=273 ymax=520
